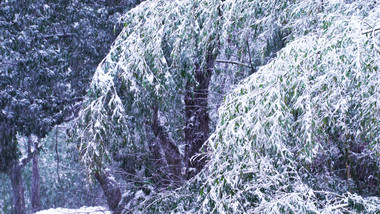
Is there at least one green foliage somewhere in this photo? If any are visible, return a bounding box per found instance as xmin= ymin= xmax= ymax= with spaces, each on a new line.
xmin=75 ymin=0 xmax=294 ymax=178
xmin=131 ymin=0 xmax=379 ymax=213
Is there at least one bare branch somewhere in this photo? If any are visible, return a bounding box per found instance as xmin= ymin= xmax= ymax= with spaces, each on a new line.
xmin=215 ymin=59 xmax=252 ymax=68
xmin=362 ymin=26 xmax=380 ymax=35
xmin=246 ymin=39 xmax=256 ymax=73
xmin=0 ymin=63 xmax=17 ymax=67
xmin=43 ymin=33 xmax=73 ymax=39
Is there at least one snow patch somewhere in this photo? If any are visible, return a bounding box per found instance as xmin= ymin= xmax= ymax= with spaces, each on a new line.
xmin=35 ymin=206 xmax=110 ymax=214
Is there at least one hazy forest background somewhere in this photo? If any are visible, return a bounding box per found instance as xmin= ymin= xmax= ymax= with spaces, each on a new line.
xmin=0 ymin=0 xmax=379 ymax=213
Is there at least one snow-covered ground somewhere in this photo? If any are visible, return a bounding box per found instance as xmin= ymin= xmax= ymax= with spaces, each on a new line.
xmin=36 ymin=206 xmax=110 ymax=214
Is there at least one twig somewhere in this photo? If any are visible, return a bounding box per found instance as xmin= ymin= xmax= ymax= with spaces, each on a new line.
xmin=0 ymin=63 xmax=17 ymax=66
xmin=215 ymin=59 xmax=252 ymax=68
xmin=43 ymin=33 xmax=73 ymax=39
xmin=329 ymin=203 xmax=349 ymax=210
xmin=362 ymin=26 xmax=380 ymax=35
xmin=246 ymin=39 xmax=256 ymax=73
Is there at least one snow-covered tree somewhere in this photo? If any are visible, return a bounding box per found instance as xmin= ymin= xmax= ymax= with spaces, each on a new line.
xmin=72 ymin=0 xmax=380 ymax=212
xmin=0 ymin=1 xmax=136 ymax=213
xmin=133 ymin=0 xmax=380 ymax=213
xmin=74 ymin=0 xmax=303 ymax=211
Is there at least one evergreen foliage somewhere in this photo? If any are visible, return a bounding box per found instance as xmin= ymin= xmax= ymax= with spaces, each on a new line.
xmin=0 ymin=0 xmax=138 ymax=212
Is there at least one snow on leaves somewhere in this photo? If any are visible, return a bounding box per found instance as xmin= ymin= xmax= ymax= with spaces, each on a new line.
xmin=135 ymin=1 xmax=379 ymax=213
xmin=75 ymin=0 xmax=379 ymax=212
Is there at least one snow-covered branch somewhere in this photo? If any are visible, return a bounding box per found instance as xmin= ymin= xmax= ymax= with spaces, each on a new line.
xmin=43 ymin=33 xmax=73 ymax=39
xmin=215 ymin=59 xmax=252 ymax=68
xmin=362 ymin=26 xmax=380 ymax=35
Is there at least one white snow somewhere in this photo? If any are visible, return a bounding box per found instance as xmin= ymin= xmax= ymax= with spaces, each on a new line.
xmin=36 ymin=206 xmax=110 ymax=214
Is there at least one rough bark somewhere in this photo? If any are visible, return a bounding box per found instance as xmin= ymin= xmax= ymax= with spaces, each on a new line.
xmin=151 ymin=106 xmax=182 ymax=178
xmin=95 ymin=170 xmax=122 ymax=213
xmin=31 ymin=141 xmax=41 ymax=213
xmin=10 ymin=163 xmax=25 ymax=214
xmin=184 ymin=54 xmax=214 ymax=177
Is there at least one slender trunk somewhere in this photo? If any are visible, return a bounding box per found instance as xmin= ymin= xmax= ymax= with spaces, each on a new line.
xmin=346 ymin=145 xmax=351 ymax=181
xmin=95 ymin=170 xmax=121 ymax=213
xmin=31 ymin=140 xmax=40 ymax=213
xmin=55 ymin=126 xmax=60 ymax=182
xmin=184 ymin=54 xmax=214 ymax=177
xmin=2 ymin=175 xmax=7 ymax=213
xmin=10 ymin=163 xmax=25 ymax=214
xmin=151 ymin=106 xmax=182 ymax=178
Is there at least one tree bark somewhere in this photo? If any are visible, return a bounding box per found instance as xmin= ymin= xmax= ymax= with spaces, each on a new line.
xmin=95 ymin=170 xmax=122 ymax=213
xmin=151 ymin=107 xmax=182 ymax=178
xmin=10 ymin=163 xmax=25 ymax=214
xmin=31 ymin=140 xmax=41 ymax=213
xmin=184 ymin=54 xmax=215 ymax=177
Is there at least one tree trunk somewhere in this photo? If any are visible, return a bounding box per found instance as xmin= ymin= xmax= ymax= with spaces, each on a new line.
xmin=95 ymin=170 xmax=122 ymax=213
xmin=10 ymin=163 xmax=25 ymax=214
xmin=31 ymin=142 xmax=40 ymax=213
xmin=184 ymin=54 xmax=214 ymax=177
xmin=151 ymin=106 xmax=182 ymax=178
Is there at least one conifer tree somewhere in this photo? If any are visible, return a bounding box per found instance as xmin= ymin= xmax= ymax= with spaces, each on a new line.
xmin=0 ymin=0 xmax=136 ymax=212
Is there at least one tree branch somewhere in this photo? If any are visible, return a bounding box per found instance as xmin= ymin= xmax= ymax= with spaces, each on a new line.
xmin=362 ymin=26 xmax=380 ymax=35
xmin=215 ymin=59 xmax=252 ymax=68
xmin=43 ymin=33 xmax=73 ymax=39
xmin=20 ymin=154 xmax=33 ymax=167
xmin=19 ymin=136 xmax=40 ymax=168
xmin=0 ymin=63 xmax=17 ymax=66
xmin=246 ymin=39 xmax=256 ymax=73
xmin=63 ymin=101 xmax=83 ymax=122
